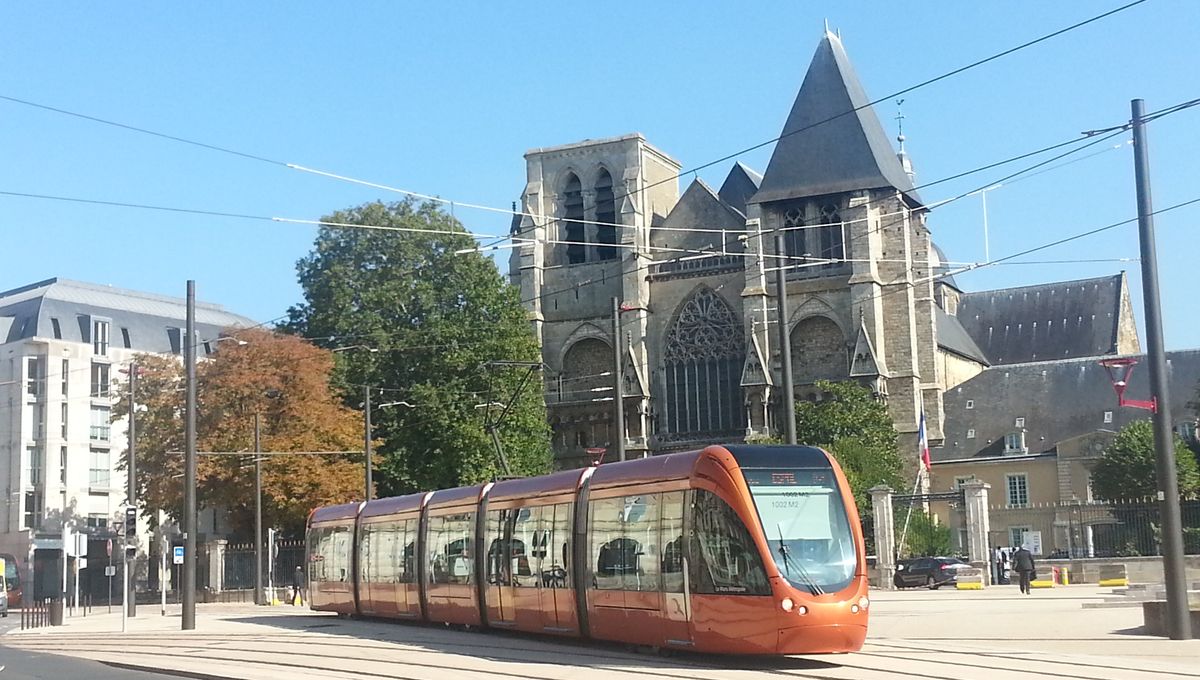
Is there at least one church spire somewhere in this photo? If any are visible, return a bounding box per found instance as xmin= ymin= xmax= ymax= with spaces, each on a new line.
xmin=895 ymin=99 xmax=916 ymax=185
xmin=750 ymin=32 xmax=922 ymax=207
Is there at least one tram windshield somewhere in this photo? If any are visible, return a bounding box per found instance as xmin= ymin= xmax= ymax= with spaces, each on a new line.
xmin=743 ymin=468 xmax=857 ymax=594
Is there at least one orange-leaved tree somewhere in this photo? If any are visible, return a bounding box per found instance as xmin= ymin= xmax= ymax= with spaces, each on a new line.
xmin=117 ymin=329 xmax=366 ymax=539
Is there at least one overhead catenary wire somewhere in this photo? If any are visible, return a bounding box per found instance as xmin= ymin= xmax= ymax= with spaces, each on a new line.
xmin=0 ymin=1 xmax=1151 ymax=242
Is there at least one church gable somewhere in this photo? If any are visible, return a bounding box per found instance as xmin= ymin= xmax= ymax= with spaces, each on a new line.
xmin=651 ymin=178 xmax=746 ymax=256
xmin=717 ymin=162 xmax=763 ymax=217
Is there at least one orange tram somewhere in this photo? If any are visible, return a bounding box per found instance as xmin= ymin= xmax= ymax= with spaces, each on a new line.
xmin=305 ymin=444 xmax=869 ymax=655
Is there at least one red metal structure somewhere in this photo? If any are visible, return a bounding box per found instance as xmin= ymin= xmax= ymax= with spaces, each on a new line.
xmin=1099 ymin=357 xmax=1157 ymax=412
xmin=307 ymin=444 xmax=869 ymax=655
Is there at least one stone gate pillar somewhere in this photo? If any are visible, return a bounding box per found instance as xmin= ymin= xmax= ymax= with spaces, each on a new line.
xmin=206 ymin=539 xmax=227 ymax=594
xmin=870 ymin=485 xmax=896 ymax=590
xmin=960 ymin=481 xmax=992 ymax=587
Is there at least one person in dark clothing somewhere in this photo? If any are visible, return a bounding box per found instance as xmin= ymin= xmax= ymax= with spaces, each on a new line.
xmin=1012 ymin=546 xmax=1036 ymax=594
xmin=291 ymin=566 xmax=305 ymax=606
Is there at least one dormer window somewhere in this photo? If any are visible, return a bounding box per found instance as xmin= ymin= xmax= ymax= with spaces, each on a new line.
xmin=1004 ymin=431 xmax=1027 ymax=455
xmin=92 ymin=319 xmax=110 ymax=356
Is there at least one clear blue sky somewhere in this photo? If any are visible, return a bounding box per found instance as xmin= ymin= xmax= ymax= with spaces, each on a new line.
xmin=2 ymin=2 xmax=1197 ymax=348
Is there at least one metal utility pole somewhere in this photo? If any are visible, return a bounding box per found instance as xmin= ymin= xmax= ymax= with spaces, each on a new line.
xmin=774 ymin=230 xmax=797 ymax=445
xmin=1130 ymin=98 xmax=1191 ymax=640
xmin=254 ymin=413 xmax=263 ymax=606
xmin=363 ymin=386 xmax=373 ymax=501
xmin=182 ymin=280 xmax=197 ymax=630
xmin=611 ymin=298 xmax=626 ymax=462
xmin=126 ymin=361 xmax=137 ymax=617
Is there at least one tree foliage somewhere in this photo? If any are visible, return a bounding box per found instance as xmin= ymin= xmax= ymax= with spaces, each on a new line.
xmin=116 ymin=329 xmax=366 ymax=538
xmin=896 ymin=508 xmax=953 ymax=558
xmin=283 ymin=199 xmax=552 ymax=495
xmin=793 ymin=380 xmax=906 ymax=508
xmin=1090 ymin=419 xmax=1200 ymax=501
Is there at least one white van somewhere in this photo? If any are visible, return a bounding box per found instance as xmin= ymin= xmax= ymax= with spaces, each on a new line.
xmin=0 ymin=557 xmax=8 ymax=617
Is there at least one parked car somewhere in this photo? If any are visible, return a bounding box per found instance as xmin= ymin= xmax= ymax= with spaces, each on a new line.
xmin=893 ymin=556 xmax=969 ymax=589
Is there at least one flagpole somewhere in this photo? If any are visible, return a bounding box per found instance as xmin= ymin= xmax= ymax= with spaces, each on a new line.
xmin=897 ymin=411 xmax=932 ymax=558
xmin=896 ymin=467 xmax=924 ymax=558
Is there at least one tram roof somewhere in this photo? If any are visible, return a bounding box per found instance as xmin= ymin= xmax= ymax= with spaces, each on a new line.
xmin=588 ymin=450 xmax=700 ymax=490
xmin=427 ymin=484 xmax=487 ymax=510
xmin=360 ymin=491 xmax=428 ymax=519
xmin=721 ymin=444 xmax=832 ymax=468
xmin=487 ymin=468 xmax=588 ymax=503
xmin=309 ymin=501 xmax=362 ymax=525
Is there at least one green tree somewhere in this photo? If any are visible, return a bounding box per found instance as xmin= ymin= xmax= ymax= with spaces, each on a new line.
xmin=1090 ymin=419 xmax=1200 ymax=501
xmin=284 ymin=199 xmax=552 ymax=494
xmin=896 ymin=508 xmax=953 ymax=558
xmin=793 ymin=380 xmax=906 ymax=508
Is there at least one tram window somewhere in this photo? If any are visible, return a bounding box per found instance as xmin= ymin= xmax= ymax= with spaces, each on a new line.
xmin=590 ymin=494 xmax=662 ymax=592
xmin=689 ymin=490 xmax=770 ymax=595
xmin=545 ymin=503 xmax=571 ymax=589
xmin=486 ymin=509 xmax=511 ymax=586
xmin=308 ymin=528 xmax=330 ymax=582
xmin=400 ymin=519 xmax=417 ymax=584
xmin=661 ymin=491 xmax=685 ymax=593
xmin=511 ymin=507 xmax=536 ymax=586
xmin=359 ymin=525 xmax=373 ymax=584
xmin=370 ymin=522 xmax=400 ymax=584
xmin=428 ymin=512 xmax=474 ymax=585
xmin=327 ymin=526 xmax=352 ymax=582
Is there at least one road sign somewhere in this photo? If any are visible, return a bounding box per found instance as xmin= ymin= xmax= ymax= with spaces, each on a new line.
xmin=173 ymin=546 xmax=185 ymax=565
xmin=78 ymin=557 xmax=88 ymax=569
xmin=104 ymin=565 xmax=116 ymax=577
xmin=106 ymin=539 xmax=113 ymax=557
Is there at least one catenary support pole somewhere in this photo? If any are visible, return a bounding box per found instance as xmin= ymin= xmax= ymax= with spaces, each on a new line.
xmin=774 ymin=230 xmax=797 ymax=445
xmin=182 ymin=280 xmax=197 ymax=630
xmin=612 ymin=298 xmax=626 ymax=462
xmin=254 ymin=413 xmax=263 ymax=605
xmin=126 ymin=362 xmax=137 ymax=618
xmin=1130 ymin=98 xmax=1191 ymax=640
xmin=364 ymin=385 xmax=373 ymax=500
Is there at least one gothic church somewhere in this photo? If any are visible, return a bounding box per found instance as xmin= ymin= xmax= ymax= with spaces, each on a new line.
xmin=509 ymin=32 xmax=1138 ymax=464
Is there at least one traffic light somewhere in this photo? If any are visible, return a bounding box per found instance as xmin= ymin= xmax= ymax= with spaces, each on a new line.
xmin=124 ymin=506 xmax=137 ymax=538
xmin=125 ymin=546 xmax=137 ymax=560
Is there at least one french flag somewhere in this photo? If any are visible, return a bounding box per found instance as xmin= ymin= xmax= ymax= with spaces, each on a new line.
xmin=918 ymin=411 xmax=932 ymax=472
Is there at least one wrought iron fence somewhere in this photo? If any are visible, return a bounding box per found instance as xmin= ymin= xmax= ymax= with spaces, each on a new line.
xmin=985 ymin=497 xmax=1200 ymax=559
xmin=223 ymin=540 xmax=306 ymax=591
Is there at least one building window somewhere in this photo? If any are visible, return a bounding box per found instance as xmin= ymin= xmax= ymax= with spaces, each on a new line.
xmin=966 ymin=400 xmax=974 ymax=410
xmin=816 ymin=203 xmax=846 ymax=268
xmin=966 ymin=428 xmax=976 ymax=439
xmin=61 ymin=359 xmax=69 ymax=396
xmin=782 ymin=207 xmax=806 ymax=260
xmin=33 ymin=403 xmax=46 ymax=440
xmin=594 ymin=169 xmax=618 ymax=261
xmin=1004 ymin=431 xmax=1026 ymax=454
xmin=60 ymin=446 xmax=68 ymax=485
xmin=61 ymin=403 xmax=69 ymax=438
xmin=23 ymin=490 xmax=43 ymax=530
xmin=168 ymin=328 xmax=182 ymax=354
xmin=91 ymin=362 xmax=111 ymax=398
xmin=1005 ymin=474 xmax=1029 ymax=508
xmin=1014 ymin=417 xmax=1025 ymax=428
xmin=26 ymin=445 xmax=43 ymax=486
xmin=86 ymin=514 xmax=108 ymax=530
xmin=90 ymin=406 xmax=111 ymax=442
xmin=664 ymin=288 xmax=746 ymax=436
xmin=1008 ymin=526 xmax=1032 ymax=549
xmin=26 ymin=356 xmax=45 ymax=397
xmin=89 ymin=448 xmax=111 ymax=488
xmin=953 ymin=475 xmax=976 ymax=490
xmin=1103 ymin=410 xmax=1113 ymax=424
xmin=93 ymin=320 xmax=110 ymax=356
xmin=50 ymin=318 xmax=62 ymax=339
xmin=121 ymin=327 xmax=132 ymax=349
xmin=562 ymin=173 xmax=586 ymax=265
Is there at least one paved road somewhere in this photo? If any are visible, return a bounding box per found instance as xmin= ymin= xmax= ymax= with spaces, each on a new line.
xmin=1 ymin=587 xmax=1197 ymax=679
xmin=0 ymin=611 xmax=183 ymax=679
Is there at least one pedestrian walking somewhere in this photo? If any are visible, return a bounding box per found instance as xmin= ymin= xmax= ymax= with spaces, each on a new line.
xmin=292 ymin=566 xmax=305 ymax=606
xmin=1012 ymin=545 xmax=1036 ymax=594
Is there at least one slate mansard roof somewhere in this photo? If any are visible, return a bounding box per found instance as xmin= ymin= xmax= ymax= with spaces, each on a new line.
xmin=935 ymin=350 xmax=1200 ymax=463
xmin=0 ymin=278 xmax=256 ymax=353
xmin=955 ymin=274 xmax=1132 ymax=366
xmin=751 ymin=32 xmax=920 ymax=207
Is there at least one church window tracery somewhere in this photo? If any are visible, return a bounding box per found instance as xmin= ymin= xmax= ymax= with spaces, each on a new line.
xmin=664 ymin=288 xmax=745 ymax=436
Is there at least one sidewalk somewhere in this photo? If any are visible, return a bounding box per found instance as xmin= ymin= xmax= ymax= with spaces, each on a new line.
xmin=1 ymin=586 xmax=1197 ymax=680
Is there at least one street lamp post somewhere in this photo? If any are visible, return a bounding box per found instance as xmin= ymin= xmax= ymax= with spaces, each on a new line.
xmin=254 ymin=414 xmax=263 ymax=605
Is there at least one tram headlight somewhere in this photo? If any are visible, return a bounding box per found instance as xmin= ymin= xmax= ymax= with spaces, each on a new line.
xmin=850 ymin=605 xmax=859 ymax=614
xmin=780 ymin=597 xmax=794 ymax=612
xmin=858 ymin=596 xmax=870 ymax=610
xmin=796 ymin=605 xmax=808 ymax=616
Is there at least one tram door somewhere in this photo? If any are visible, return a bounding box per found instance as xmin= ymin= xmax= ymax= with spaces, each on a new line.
xmin=538 ymin=503 xmax=575 ymax=633
xmin=486 ymin=510 xmax=516 ymax=625
xmin=660 ymin=492 xmax=691 ymax=646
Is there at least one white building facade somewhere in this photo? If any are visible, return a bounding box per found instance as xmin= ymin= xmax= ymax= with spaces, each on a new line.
xmin=0 ymin=278 xmax=253 ymax=561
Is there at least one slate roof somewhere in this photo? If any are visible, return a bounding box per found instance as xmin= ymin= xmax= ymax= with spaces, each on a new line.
xmin=0 ymin=278 xmax=256 ymax=354
xmin=956 ymin=274 xmax=1128 ymax=366
xmin=717 ymin=162 xmax=762 ymax=217
xmin=750 ymin=33 xmax=920 ymax=207
xmin=935 ymin=350 xmax=1200 ymax=463
xmin=936 ymin=308 xmax=989 ymax=365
